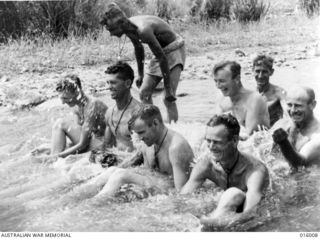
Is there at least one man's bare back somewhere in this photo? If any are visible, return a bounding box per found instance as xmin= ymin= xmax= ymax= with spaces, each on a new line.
xmin=128 ymin=15 xmax=177 ymax=48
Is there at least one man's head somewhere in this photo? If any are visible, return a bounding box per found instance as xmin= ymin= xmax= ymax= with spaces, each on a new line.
xmin=105 ymin=61 xmax=134 ymax=100
xmin=128 ymin=104 xmax=164 ymax=146
xmin=252 ymin=55 xmax=274 ymax=91
xmin=213 ymin=61 xmax=241 ymax=97
xmin=100 ymin=3 xmax=128 ymax=37
xmin=56 ymin=74 xmax=82 ymax=107
xmin=286 ymin=86 xmax=316 ymax=126
xmin=205 ymin=114 xmax=240 ymax=163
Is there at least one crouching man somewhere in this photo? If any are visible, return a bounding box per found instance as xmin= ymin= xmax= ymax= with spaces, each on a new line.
xmin=83 ymin=104 xmax=194 ymax=199
xmin=181 ymin=114 xmax=269 ymax=229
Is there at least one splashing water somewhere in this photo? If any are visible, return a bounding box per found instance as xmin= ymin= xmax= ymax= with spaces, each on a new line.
xmin=1 ymin=98 xmax=320 ymax=232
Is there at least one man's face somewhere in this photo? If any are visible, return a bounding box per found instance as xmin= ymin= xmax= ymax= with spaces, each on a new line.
xmin=60 ymin=91 xmax=78 ymax=107
xmin=101 ymin=16 xmax=124 ymax=37
xmin=131 ymin=118 xmax=157 ymax=147
xmin=214 ymin=67 xmax=237 ymax=97
xmin=106 ymin=73 xmax=130 ymax=100
xmin=286 ymin=90 xmax=314 ymax=125
xmin=205 ymin=124 xmax=236 ymax=164
xmin=253 ymin=64 xmax=273 ymax=89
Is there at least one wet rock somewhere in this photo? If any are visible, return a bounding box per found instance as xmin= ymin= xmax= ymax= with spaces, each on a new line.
xmin=0 ymin=75 xmax=10 ymax=82
xmin=235 ymin=49 xmax=246 ymax=57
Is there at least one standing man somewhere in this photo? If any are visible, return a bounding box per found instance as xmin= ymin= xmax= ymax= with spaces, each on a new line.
xmin=51 ymin=75 xmax=108 ymax=158
xmin=100 ymin=3 xmax=186 ymax=123
xmin=213 ymin=61 xmax=270 ymax=140
xmin=103 ymin=61 xmax=141 ymax=152
xmin=253 ymin=54 xmax=286 ymax=126
xmin=181 ymin=114 xmax=269 ymax=229
xmin=272 ymin=86 xmax=320 ymax=168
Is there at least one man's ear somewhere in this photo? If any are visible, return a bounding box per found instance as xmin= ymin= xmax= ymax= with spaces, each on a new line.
xmin=125 ymin=79 xmax=132 ymax=88
xmin=270 ymin=68 xmax=274 ymax=76
xmin=232 ymin=135 xmax=239 ymax=146
xmin=153 ymin=118 xmax=160 ymax=127
xmin=310 ymin=100 xmax=317 ymax=110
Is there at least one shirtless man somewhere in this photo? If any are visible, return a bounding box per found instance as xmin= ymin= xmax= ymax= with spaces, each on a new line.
xmin=181 ymin=114 xmax=269 ymax=229
xmin=51 ymin=74 xmax=108 ymax=158
xmin=272 ymin=86 xmax=320 ymax=168
xmin=100 ymin=3 xmax=186 ymax=123
xmin=253 ymin=54 xmax=286 ymax=126
xmin=103 ymin=61 xmax=141 ymax=152
xmin=84 ymin=104 xmax=193 ymax=199
xmin=213 ymin=61 xmax=270 ymax=140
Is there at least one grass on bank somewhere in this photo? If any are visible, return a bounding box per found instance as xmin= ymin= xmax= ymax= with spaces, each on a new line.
xmin=0 ymin=13 xmax=319 ymax=76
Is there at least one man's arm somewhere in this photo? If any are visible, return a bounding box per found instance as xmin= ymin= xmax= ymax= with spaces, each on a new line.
xmin=273 ymin=128 xmax=320 ymax=168
xmin=243 ymin=167 xmax=268 ymax=212
xmin=169 ymin=142 xmax=194 ymax=190
xmin=102 ymin=109 xmax=115 ymax=149
xmin=130 ymin=38 xmax=145 ymax=88
xmin=245 ymin=95 xmax=270 ymax=135
xmin=180 ymin=158 xmax=212 ymax=194
xmin=57 ymin=123 xmax=91 ymax=158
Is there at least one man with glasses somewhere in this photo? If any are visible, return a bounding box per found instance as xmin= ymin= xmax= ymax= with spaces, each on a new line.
xmin=181 ymin=114 xmax=269 ymax=229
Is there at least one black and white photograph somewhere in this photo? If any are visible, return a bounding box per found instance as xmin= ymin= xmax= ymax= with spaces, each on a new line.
xmin=0 ymin=0 xmax=319 ymax=234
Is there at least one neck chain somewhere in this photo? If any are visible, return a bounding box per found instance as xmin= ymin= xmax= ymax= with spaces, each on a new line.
xmin=225 ymin=152 xmax=240 ymax=189
xmin=155 ymin=128 xmax=168 ymax=156
xmin=118 ymin=36 xmax=127 ymax=60
xmin=112 ymin=96 xmax=133 ymax=135
xmin=153 ymin=128 xmax=169 ymax=169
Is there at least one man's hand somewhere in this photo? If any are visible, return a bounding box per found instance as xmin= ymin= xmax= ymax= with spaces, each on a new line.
xmin=164 ymin=87 xmax=176 ymax=102
xmin=135 ymin=76 xmax=143 ymax=88
xmin=272 ymin=128 xmax=288 ymax=144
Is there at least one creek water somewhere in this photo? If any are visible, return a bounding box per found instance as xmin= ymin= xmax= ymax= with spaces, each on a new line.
xmin=0 ymin=58 xmax=319 ymax=231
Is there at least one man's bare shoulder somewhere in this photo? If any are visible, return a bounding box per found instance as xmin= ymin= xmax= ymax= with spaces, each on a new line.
xmin=270 ymin=84 xmax=286 ymax=99
xmin=241 ymin=151 xmax=269 ymax=177
xmin=168 ymin=130 xmax=194 ymax=158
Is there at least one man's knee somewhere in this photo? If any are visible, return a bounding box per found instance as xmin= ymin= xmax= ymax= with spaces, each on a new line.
xmin=139 ymin=89 xmax=152 ymax=102
xmin=108 ymin=168 xmax=128 ymax=185
xmin=218 ymin=187 xmax=246 ymax=210
xmin=52 ymin=118 xmax=67 ymax=131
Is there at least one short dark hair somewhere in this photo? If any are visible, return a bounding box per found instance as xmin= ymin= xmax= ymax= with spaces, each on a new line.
xmin=213 ymin=61 xmax=241 ymax=79
xmin=105 ymin=61 xmax=134 ymax=86
xmin=206 ymin=113 xmax=240 ymax=140
xmin=253 ymin=54 xmax=274 ymax=70
xmin=56 ymin=74 xmax=82 ymax=93
xmin=128 ymin=104 xmax=163 ymax=131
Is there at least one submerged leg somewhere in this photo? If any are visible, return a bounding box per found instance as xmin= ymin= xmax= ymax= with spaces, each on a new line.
xmin=95 ymin=168 xmax=152 ymax=199
xmin=200 ymin=187 xmax=246 ymax=228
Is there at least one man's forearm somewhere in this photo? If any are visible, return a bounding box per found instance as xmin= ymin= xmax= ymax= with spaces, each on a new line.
xmin=278 ymin=139 xmax=307 ymax=168
xmin=134 ymin=45 xmax=145 ymax=78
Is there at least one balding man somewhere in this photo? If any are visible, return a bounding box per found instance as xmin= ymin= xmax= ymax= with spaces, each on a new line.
xmin=272 ymin=86 xmax=320 ymax=168
xmin=213 ymin=61 xmax=270 ymax=140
